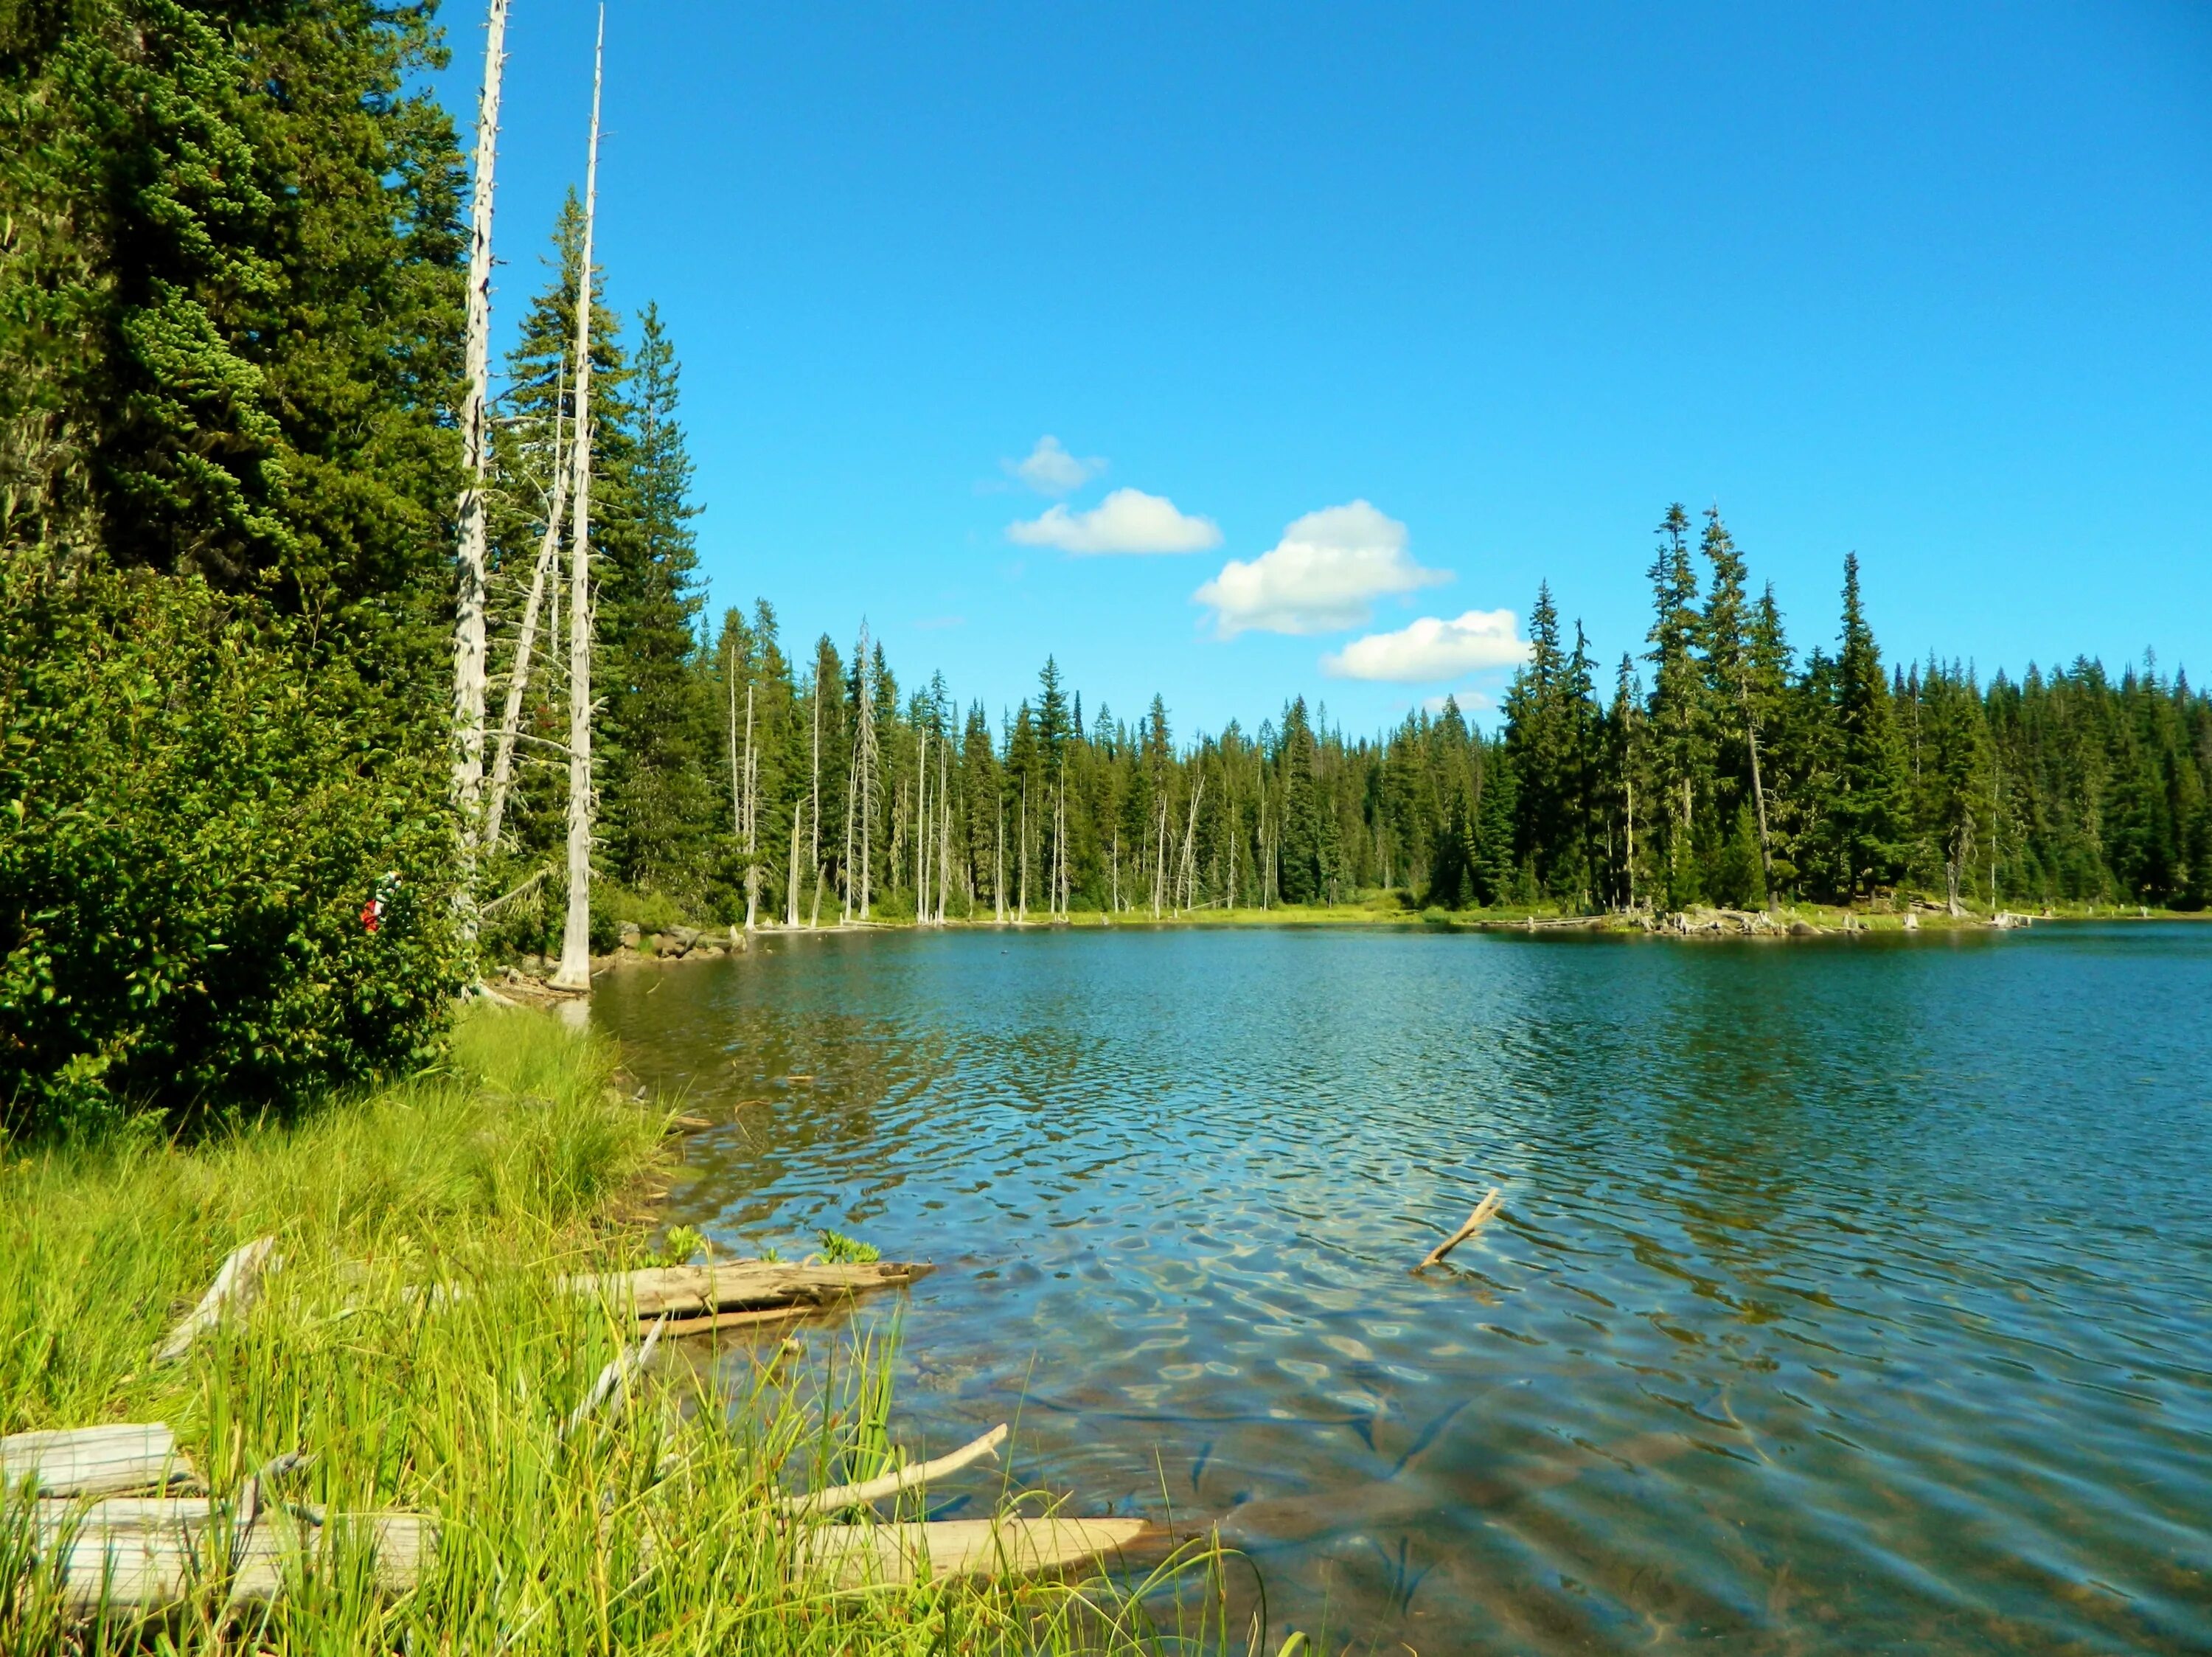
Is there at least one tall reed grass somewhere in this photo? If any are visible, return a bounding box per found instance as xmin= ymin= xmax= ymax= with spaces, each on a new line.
xmin=1 ymin=1006 xmax=1246 ymax=1653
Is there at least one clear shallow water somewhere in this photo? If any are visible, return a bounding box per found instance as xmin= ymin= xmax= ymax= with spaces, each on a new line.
xmin=596 ymin=923 xmax=2212 ymax=1653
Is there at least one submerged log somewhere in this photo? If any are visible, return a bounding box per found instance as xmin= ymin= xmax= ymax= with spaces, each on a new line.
xmin=655 ymin=1305 xmax=810 ymax=1338
xmin=563 ymin=1260 xmax=931 ymax=1321
xmin=796 ymin=1515 xmax=1154 ymax=1591
xmin=1 ymin=1425 xmax=193 ymax=1499
xmin=21 ymin=1499 xmax=433 ymax=1616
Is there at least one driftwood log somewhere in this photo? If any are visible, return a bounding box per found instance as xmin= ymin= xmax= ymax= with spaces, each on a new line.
xmin=154 ymin=1237 xmax=281 ymax=1365
xmin=20 ymin=1498 xmax=433 ymax=1616
xmin=2 ymin=1425 xmax=195 ymax=1499
xmin=1414 ymin=1187 xmax=1504 ymax=1272
xmin=796 ymin=1515 xmax=1154 ymax=1591
xmin=562 ymin=1260 xmax=931 ymax=1323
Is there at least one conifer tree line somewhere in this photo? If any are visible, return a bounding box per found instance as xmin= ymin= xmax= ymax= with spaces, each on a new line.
xmin=490 ymin=493 xmax=2212 ymax=945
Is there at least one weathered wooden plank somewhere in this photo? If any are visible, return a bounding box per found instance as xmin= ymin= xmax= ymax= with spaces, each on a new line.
xmin=21 ymin=1500 xmax=434 ymax=1616
xmin=1 ymin=1425 xmax=192 ymax=1498
xmin=154 ymin=1237 xmax=280 ymax=1365
xmin=561 ymin=1260 xmax=931 ymax=1320
xmin=796 ymin=1515 xmax=1154 ymax=1591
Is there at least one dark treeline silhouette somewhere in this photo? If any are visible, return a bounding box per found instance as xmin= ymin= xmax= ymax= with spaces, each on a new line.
xmin=490 ymin=493 xmax=2212 ymax=946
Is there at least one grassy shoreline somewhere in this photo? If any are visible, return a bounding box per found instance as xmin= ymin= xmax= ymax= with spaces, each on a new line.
xmin=1 ymin=1007 xmax=1232 ymax=1653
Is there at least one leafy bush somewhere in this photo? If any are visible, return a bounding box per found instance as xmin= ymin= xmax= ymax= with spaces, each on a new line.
xmin=0 ymin=563 xmax=466 ymax=1136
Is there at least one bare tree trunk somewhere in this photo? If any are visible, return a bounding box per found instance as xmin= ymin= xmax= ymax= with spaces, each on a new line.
xmin=841 ymin=743 xmax=857 ymax=923
xmin=937 ymin=735 xmax=950 ymax=924
xmin=726 ymin=643 xmax=742 ymax=836
xmin=1152 ymin=794 xmax=1167 ymax=919
xmin=742 ymin=684 xmax=759 ymax=931
xmin=1742 ymin=686 xmax=1773 ymax=889
xmin=1256 ymin=758 xmax=1269 ymax=911
xmin=1625 ymin=769 xmax=1637 ymax=911
xmin=551 ymin=13 xmax=604 ymax=994
xmin=1178 ymin=774 xmax=1203 ymax=914
xmin=855 ymin=626 xmax=875 ymax=920
xmin=1226 ymin=785 xmax=1237 ymax=910
xmin=451 ymin=0 xmax=511 ymax=929
xmin=994 ymin=798 xmax=1006 ymax=923
xmin=482 ymin=383 xmax=566 ymax=856
xmin=914 ymin=724 xmax=929 ymax=924
xmin=809 ymin=674 xmax=824 ymax=925
xmin=787 ymin=799 xmax=802 ymax=927
xmin=1018 ymin=778 xmax=1029 ymax=923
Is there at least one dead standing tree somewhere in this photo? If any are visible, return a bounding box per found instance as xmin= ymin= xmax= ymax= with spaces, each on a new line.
xmin=481 ymin=374 xmax=567 ymax=856
xmin=451 ymin=0 xmax=511 ymax=925
xmin=852 ymin=623 xmax=878 ymax=920
xmin=551 ymin=10 xmax=605 ymax=993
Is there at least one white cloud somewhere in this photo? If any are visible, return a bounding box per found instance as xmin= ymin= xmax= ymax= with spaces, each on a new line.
xmin=1004 ymin=435 xmax=1104 ymax=496
xmin=1008 ymin=487 xmax=1222 ymax=555
xmin=1324 ymin=609 xmax=1530 ymax=682
xmin=1192 ymin=501 xmax=1448 ymax=637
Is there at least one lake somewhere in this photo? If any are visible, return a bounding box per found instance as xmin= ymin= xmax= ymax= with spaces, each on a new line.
xmin=594 ymin=922 xmax=2212 ymax=1653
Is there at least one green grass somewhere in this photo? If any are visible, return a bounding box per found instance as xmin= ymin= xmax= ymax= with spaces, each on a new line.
xmin=1 ymin=1007 xmax=1241 ymax=1653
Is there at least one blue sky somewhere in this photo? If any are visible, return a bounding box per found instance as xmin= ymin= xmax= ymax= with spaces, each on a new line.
xmin=439 ymin=1 xmax=2212 ymax=735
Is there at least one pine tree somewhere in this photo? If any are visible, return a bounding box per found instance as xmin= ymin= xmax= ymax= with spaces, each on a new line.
xmin=1645 ymin=504 xmax=1705 ymax=908
xmin=1829 ymin=552 xmax=1906 ymax=900
xmin=599 ymin=304 xmax=710 ymax=897
xmin=1277 ymin=698 xmax=1320 ymax=903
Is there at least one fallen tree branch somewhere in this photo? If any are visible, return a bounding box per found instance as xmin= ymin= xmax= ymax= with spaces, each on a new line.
xmin=775 ymin=1424 xmax=1009 ymax=1519
xmin=155 ymin=1237 xmax=279 ymax=1364
xmin=1414 ymin=1187 xmax=1503 ymax=1272
xmin=562 ymin=1317 xmax=666 ymax=1439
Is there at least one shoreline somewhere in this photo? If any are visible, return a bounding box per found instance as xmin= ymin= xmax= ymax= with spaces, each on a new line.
xmin=488 ymin=901 xmax=2205 ymax=991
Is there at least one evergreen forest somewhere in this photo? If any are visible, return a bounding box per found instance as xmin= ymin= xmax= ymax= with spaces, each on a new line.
xmin=4 ymin=0 xmax=2208 ymax=1136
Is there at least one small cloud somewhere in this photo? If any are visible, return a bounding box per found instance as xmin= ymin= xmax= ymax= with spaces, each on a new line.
xmin=1193 ymin=501 xmax=1447 ymax=637
xmin=1008 ymin=487 xmax=1222 ymax=555
xmin=1004 ymin=435 xmax=1105 ymax=496
xmin=914 ymin=614 xmax=965 ymax=631
xmin=1325 ymin=610 xmax=1529 ymax=682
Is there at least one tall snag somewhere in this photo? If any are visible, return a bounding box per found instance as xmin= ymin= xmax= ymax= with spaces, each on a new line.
xmin=482 ymin=370 xmax=567 ymax=855
xmin=452 ymin=0 xmax=511 ymax=923
xmin=552 ymin=10 xmax=605 ymax=992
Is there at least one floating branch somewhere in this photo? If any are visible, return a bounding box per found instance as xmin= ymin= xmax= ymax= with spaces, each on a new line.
xmin=1413 ymin=1187 xmax=1503 ymax=1272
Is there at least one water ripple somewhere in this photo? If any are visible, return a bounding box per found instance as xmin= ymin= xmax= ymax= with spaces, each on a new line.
xmin=602 ymin=923 xmax=2212 ymax=1654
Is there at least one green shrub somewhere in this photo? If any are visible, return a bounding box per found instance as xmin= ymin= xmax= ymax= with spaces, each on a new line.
xmin=816 ymin=1228 xmax=880 ymax=1263
xmin=0 ymin=563 xmax=466 ymax=1137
